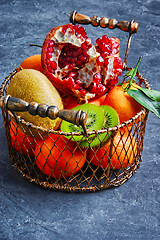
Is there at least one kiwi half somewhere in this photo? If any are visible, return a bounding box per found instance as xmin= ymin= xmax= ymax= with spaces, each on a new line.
xmin=60 ymin=103 xmax=105 ymax=141
xmin=80 ymin=105 xmax=119 ymax=147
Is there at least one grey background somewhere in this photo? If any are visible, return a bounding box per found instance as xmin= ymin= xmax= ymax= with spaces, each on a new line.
xmin=0 ymin=0 xmax=160 ymax=239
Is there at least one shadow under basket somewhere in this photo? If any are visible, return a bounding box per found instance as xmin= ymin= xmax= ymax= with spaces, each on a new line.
xmin=0 ymin=69 xmax=149 ymax=192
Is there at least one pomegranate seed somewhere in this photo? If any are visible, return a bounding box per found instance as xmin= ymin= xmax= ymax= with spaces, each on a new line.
xmin=96 ymin=84 xmax=105 ymax=94
xmin=96 ymin=38 xmax=101 ymax=45
xmin=93 ymin=73 xmax=102 ymax=83
xmin=81 ymin=43 xmax=87 ymax=50
xmin=110 ymin=38 xmax=119 ymax=50
xmin=67 ymin=51 xmax=72 ymax=57
xmin=88 ymin=82 xmax=97 ymax=93
xmin=66 ymin=57 xmax=70 ymax=63
xmin=101 ymin=52 xmax=110 ymax=59
xmin=50 ymin=61 xmax=57 ymax=70
xmin=96 ymin=34 xmax=119 ymax=59
xmin=76 ymin=60 xmax=82 ymax=68
xmin=83 ymin=51 xmax=89 ymax=58
xmin=47 ymin=66 xmax=54 ymax=73
xmin=101 ymin=42 xmax=107 ymax=52
xmin=47 ymin=47 xmax=53 ymax=53
xmin=96 ymin=56 xmax=104 ymax=66
xmin=102 ymin=35 xmax=110 ymax=44
xmin=78 ymin=55 xmax=86 ymax=63
xmin=62 ymin=25 xmax=68 ymax=34
xmin=46 ymin=52 xmax=52 ymax=59
xmin=45 ymin=59 xmax=50 ymax=65
xmin=78 ymin=48 xmax=83 ymax=55
xmin=111 ymin=49 xmax=119 ymax=56
xmin=113 ymin=57 xmax=123 ymax=69
xmin=73 ymin=51 xmax=78 ymax=58
xmin=71 ymin=57 xmax=76 ymax=63
xmin=104 ymin=58 xmax=109 ymax=67
xmin=48 ymin=40 xmax=55 ymax=47
xmin=68 ymin=71 xmax=78 ymax=78
xmin=80 ymin=89 xmax=87 ymax=95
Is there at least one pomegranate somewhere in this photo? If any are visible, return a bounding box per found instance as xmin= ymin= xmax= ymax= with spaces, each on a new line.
xmin=41 ymin=23 xmax=123 ymax=103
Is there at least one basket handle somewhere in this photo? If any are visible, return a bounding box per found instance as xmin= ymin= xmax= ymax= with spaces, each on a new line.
xmin=70 ymin=11 xmax=139 ymax=33
xmin=70 ymin=11 xmax=139 ymax=68
xmin=0 ymin=95 xmax=88 ymax=135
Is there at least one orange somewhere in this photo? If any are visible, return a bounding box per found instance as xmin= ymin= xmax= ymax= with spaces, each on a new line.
xmin=19 ymin=54 xmax=43 ymax=73
xmin=9 ymin=120 xmax=37 ymax=156
xmin=35 ymin=134 xmax=86 ymax=178
xmin=88 ymin=95 xmax=106 ymax=106
xmin=87 ymin=129 xmax=137 ymax=169
xmin=103 ymin=83 xmax=142 ymax=124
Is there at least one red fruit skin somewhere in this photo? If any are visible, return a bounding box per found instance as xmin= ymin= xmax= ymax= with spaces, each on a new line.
xmin=62 ymin=95 xmax=80 ymax=109
xmin=35 ymin=134 xmax=86 ymax=178
xmin=87 ymin=146 xmax=109 ymax=169
xmin=10 ymin=120 xmax=36 ymax=156
xmin=62 ymin=94 xmax=106 ymax=109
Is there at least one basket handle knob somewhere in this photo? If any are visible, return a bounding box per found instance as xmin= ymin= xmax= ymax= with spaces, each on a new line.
xmin=0 ymin=95 xmax=88 ymax=135
xmin=70 ymin=11 xmax=139 ymax=33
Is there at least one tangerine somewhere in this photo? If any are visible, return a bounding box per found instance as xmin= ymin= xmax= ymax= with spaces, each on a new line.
xmin=9 ymin=120 xmax=37 ymax=156
xmin=19 ymin=54 xmax=43 ymax=73
xmin=35 ymin=134 xmax=86 ymax=178
xmin=87 ymin=129 xmax=137 ymax=169
xmin=103 ymin=83 xmax=142 ymax=124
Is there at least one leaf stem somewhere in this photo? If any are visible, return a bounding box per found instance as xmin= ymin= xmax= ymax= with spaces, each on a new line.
xmin=29 ymin=44 xmax=42 ymax=48
xmin=124 ymin=56 xmax=142 ymax=91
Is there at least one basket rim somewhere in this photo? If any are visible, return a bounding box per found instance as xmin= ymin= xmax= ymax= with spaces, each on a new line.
xmin=0 ymin=68 xmax=150 ymax=136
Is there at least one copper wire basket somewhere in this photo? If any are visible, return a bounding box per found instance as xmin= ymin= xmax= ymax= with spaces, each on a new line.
xmin=0 ymin=12 xmax=150 ymax=192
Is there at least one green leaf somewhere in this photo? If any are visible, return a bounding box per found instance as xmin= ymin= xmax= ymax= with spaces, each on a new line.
xmin=124 ymin=68 xmax=135 ymax=78
xmin=127 ymin=89 xmax=160 ymax=118
xmin=138 ymin=88 xmax=160 ymax=102
xmin=123 ymin=57 xmax=142 ymax=91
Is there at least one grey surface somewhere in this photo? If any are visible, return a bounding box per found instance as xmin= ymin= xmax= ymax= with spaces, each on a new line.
xmin=0 ymin=0 xmax=160 ymax=239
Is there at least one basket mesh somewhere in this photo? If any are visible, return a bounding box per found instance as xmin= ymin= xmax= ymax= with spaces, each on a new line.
xmin=0 ymin=70 xmax=149 ymax=192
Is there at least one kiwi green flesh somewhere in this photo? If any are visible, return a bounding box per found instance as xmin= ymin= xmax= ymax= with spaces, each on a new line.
xmin=80 ymin=105 xmax=119 ymax=147
xmin=60 ymin=103 xmax=105 ymax=141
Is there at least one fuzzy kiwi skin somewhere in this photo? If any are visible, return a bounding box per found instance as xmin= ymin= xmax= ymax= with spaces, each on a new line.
xmin=80 ymin=105 xmax=119 ymax=148
xmin=7 ymin=69 xmax=63 ymax=135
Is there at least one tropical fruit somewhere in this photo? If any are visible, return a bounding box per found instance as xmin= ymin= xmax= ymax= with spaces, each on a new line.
xmin=61 ymin=103 xmax=105 ymax=142
xmin=7 ymin=69 xmax=63 ymax=135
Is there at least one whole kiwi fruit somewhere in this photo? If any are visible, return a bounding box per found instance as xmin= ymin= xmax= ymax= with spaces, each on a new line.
xmin=7 ymin=69 xmax=63 ymax=136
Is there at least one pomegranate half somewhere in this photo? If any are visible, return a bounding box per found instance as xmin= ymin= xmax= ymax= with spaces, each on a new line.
xmin=41 ymin=23 xmax=123 ymax=103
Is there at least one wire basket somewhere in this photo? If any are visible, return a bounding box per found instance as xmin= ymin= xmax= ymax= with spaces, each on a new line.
xmin=0 ymin=12 xmax=150 ymax=192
